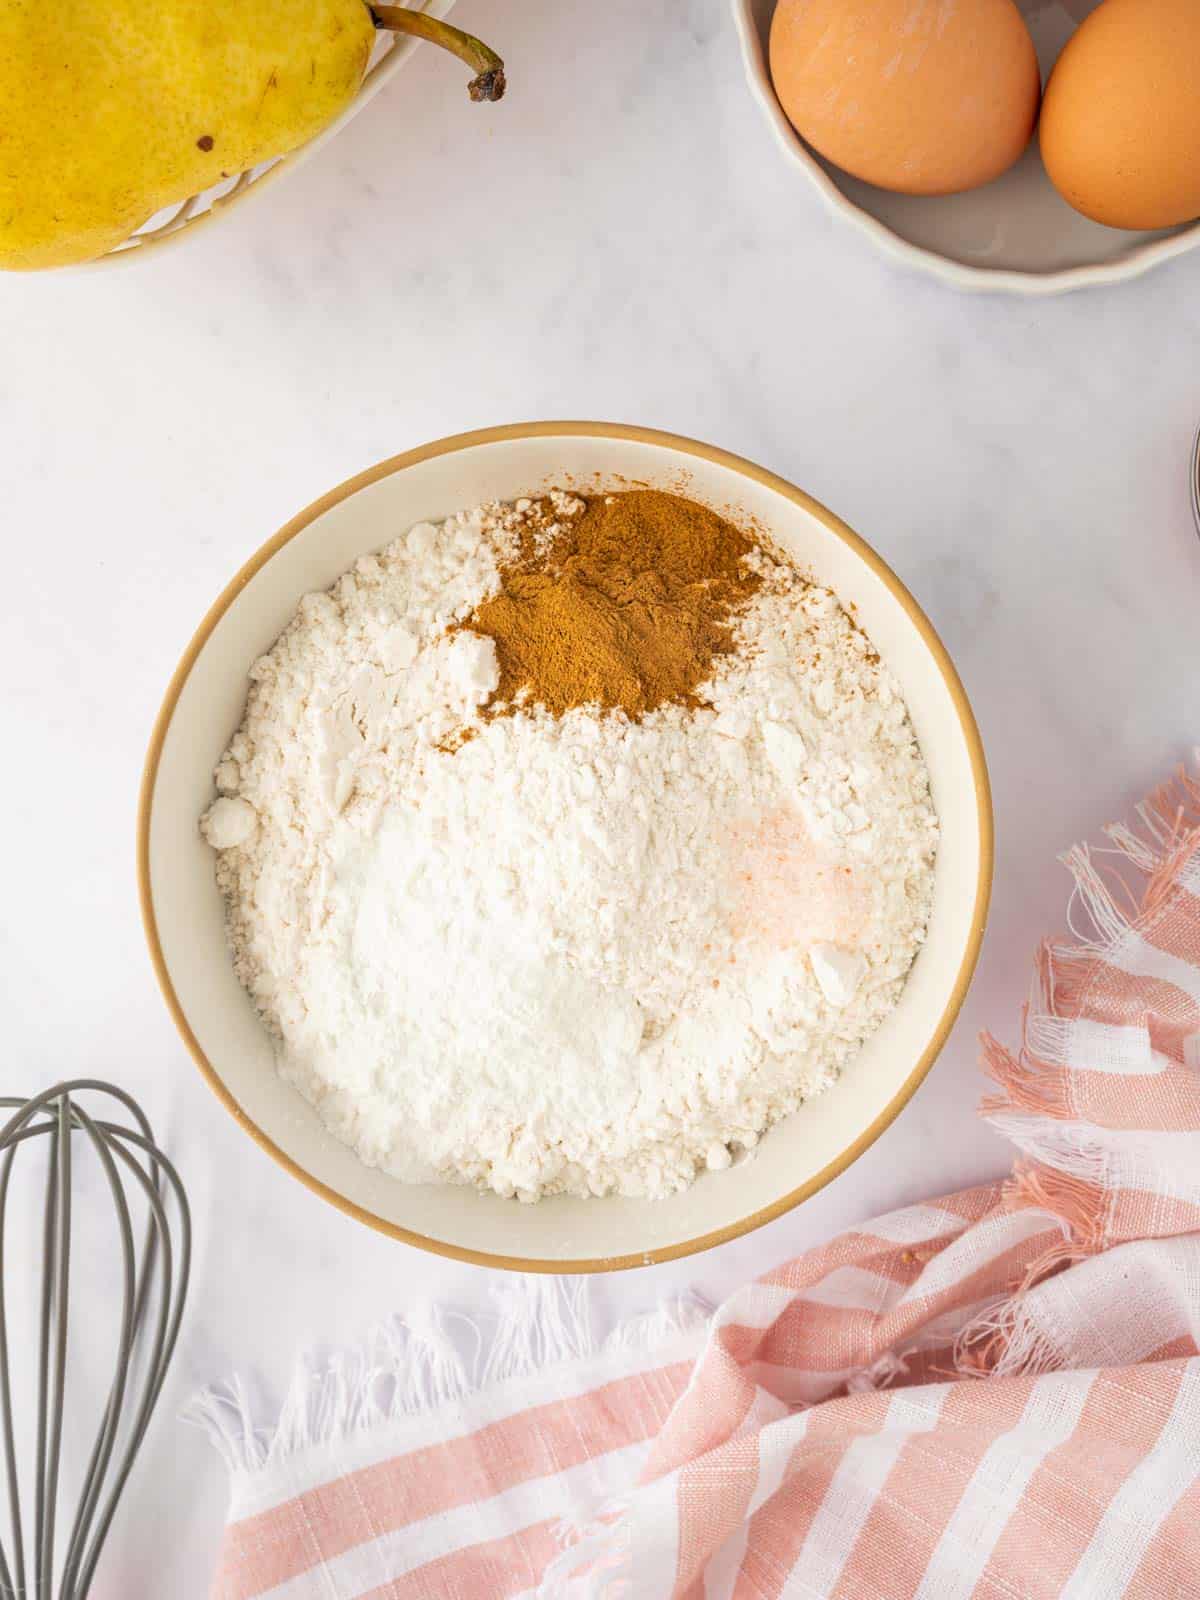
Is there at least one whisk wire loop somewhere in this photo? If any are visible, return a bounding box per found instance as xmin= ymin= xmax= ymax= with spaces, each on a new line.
xmin=0 ymin=1081 xmax=190 ymax=1600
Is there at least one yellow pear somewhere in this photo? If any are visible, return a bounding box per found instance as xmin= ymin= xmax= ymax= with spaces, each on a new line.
xmin=0 ymin=1 xmax=505 ymax=270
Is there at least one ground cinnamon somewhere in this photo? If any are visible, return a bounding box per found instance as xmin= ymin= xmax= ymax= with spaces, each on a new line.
xmin=465 ymin=489 xmax=762 ymax=719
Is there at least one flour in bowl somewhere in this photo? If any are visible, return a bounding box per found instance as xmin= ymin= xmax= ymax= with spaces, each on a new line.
xmin=202 ymin=491 xmax=937 ymax=1201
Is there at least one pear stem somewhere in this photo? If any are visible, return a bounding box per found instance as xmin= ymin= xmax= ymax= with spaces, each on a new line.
xmin=371 ymin=7 xmax=506 ymax=101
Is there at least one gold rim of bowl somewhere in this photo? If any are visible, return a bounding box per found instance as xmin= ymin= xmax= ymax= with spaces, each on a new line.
xmin=137 ymin=420 xmax=994 ymax=1273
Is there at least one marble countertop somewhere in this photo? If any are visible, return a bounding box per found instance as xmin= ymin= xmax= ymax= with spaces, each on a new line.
xmin=1 ymin=0 xmax=1197 ymax=1589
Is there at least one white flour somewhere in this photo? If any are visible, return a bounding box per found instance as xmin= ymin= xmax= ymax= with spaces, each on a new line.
xmin=203 ymin=496 xmax=937 ymax=1201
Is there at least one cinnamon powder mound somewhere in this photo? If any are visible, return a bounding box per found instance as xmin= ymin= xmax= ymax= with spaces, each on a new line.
xmin=465 ymin=489 xmax=761 ymax=719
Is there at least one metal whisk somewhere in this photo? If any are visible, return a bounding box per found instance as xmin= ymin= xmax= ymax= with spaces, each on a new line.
xmin=0 ymin=1081 xmax=190 ymax=1598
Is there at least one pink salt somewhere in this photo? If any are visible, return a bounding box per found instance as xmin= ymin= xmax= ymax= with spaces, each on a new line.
xmin=726 ymin=809 xmax=869 ymax=954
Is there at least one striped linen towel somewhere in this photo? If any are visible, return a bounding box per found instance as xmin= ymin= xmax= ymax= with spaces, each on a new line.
xmin=198 ymin=764 xmax=1200 ymax=1599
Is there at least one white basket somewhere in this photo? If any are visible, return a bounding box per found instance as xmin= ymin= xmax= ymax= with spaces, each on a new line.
xmin=90 ymin=0 xmax=455 ymax=268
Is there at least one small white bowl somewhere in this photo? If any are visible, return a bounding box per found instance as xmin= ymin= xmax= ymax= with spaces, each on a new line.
xmin=734 ymin=0 xmax=1200 ymax=295
xmin=139 ymin=423 xmax=992 ymax=1271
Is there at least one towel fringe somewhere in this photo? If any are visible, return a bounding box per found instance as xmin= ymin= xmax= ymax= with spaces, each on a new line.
xmin=962 ymin=758 xmax=1200 ymax=1378
xmin=954 ymin=1290 xmax=1067 ymax=1381
xmin=186 ymin=1280 xmax=710 ymax=1482
xmin=982 ymin=759 xmax=1200 ymax=1228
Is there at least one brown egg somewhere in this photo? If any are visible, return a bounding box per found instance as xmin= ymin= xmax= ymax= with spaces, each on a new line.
xmin=768 ymin=0 xmax=1041 ymax=197
xmin=1040 ymin=0 xmax=1200 ymax=230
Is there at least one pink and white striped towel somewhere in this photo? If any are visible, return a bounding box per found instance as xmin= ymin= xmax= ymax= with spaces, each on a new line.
xmin=198 ymin=764 xmax=1200 ymax=1599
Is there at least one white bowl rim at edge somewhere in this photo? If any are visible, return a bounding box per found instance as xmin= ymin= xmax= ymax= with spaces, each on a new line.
xmin=138 ymin=421 xmax=994 ymax=1273
xmin=731 ymin=0 xmax=1200 ymax=297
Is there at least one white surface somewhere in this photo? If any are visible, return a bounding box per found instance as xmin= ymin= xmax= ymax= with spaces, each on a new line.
xmin=0 ymin=0 xmax=1196 ymax=1589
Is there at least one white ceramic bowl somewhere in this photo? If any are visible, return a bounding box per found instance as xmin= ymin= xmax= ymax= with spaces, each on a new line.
xmin=734 ymin=0 xmax=1200 ymax=295
xmin=139 ymin=423 xmax=992 ymax=1271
